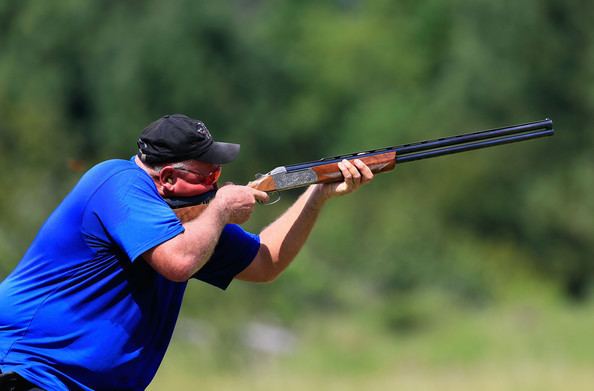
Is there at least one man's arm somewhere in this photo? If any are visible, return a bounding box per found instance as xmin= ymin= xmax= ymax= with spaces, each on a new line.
xmin=236 ymin=159 xmax=373 ymax=283
xmin=143 ymin=185 xmax=268 ymax=282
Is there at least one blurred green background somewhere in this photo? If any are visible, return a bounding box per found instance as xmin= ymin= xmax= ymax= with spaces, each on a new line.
xmin=1 ymin=1 xmax=592 ymax=390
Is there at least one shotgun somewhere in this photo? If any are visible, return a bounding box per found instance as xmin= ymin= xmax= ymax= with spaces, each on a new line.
xmin=170 ymin=119 xmax=554 ymax=222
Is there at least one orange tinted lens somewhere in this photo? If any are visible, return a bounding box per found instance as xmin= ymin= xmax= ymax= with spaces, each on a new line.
xmin=206 ymin=167 xmax=221 ymax=185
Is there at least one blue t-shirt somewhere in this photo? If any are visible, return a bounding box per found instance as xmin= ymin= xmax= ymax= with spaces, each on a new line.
xmin=0 ymin=159 xmax=260 ymax=390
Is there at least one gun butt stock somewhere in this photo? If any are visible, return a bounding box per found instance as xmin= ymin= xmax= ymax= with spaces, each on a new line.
xmin=173 ymin=203 xmax=209 ymax=223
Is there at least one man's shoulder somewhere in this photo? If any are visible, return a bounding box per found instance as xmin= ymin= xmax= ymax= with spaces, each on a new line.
xmin=89 ymin=158 xmax=139 ymax=175
xmin=71 ymin=158 xmax=156 ymax=204
xmin=83 ymin=158 xmax=149 ymax=184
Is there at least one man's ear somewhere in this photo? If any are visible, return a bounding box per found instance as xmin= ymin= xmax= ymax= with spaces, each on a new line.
xmin=158 ymin=166 xmax=176 ymax=192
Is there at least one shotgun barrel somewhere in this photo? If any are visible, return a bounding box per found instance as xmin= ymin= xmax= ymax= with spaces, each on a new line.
xmin=284 ymin=119 xmax=554 ymax=171
xmin=396 ymin=119 xmax=553 ymax=163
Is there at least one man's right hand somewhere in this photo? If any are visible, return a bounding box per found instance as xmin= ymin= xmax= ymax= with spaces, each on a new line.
xmin=210 ymin=184 xmax=269 ymax=224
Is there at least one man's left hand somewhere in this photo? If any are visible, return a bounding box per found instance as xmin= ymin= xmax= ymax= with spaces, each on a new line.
xmin=313 ymin=159 xmax=374 ymax=201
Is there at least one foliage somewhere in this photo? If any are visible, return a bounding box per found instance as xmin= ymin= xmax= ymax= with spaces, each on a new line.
xmin=0 ymin=0 xmax=592 ymax=353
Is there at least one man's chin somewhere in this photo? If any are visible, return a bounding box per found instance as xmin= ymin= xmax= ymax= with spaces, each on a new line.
xmin=162 ymin=185 xmax=218 ymax=209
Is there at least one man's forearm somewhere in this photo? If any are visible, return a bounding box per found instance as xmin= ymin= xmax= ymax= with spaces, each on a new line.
xmin=258 ymin=185 xmax=327 ymax=277
xmin=145 ymin=185 xmax=265 ymax=282
xmin=180 ymin=203 xmax=229 ymax=268
xmin=173 ymin=185 xmax=264 ymax=278
xmin=144 ymin=202 xmax=228 ymax=281
xmin=237 ymin=159 xmax=372 ymax=283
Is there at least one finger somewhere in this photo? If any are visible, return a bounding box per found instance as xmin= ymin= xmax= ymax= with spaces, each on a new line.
xmin=251 ymin=188 xmax=270 ymax=203
xmin=354 ymin=159 xmax=374 ymax=183
xmin=221 ymin=181 xmax=235 ymax=187
xmin=338 ymin=161 xmax=352 ymax=184
xmin=342 ymin=159 xmax=361 ymax=185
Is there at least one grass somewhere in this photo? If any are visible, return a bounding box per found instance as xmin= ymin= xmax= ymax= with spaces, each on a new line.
xmin=148 ymin=297 xmax=594 ymax=390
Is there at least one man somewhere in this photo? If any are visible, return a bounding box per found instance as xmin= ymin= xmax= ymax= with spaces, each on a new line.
xmin=0 ymin=114 xmax=373 ymax=390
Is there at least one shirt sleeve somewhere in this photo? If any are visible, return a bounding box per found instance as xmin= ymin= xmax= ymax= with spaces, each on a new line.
xmin=83 ymin=169 xmax=184 ymax=263
xmin=193 ymin=224 xmax=260 ymax=290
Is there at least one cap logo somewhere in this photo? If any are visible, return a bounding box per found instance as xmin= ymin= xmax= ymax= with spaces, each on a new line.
xmin=195 ymin=121 xmax=211 ymax=138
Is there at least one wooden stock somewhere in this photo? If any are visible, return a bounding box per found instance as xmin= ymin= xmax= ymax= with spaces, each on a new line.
xmin=174 ymin=203 xmax=209 ymax=223
xmin=246 ymin=175 xmax=277 ymax=192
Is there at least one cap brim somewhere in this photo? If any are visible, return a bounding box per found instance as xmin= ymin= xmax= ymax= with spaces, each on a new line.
xmin=198 ymin=141 xmax=240 ymax=164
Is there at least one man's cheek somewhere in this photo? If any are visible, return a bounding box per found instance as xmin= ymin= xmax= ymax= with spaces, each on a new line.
xmin=174 ymin=182 xmax=215 ymax=197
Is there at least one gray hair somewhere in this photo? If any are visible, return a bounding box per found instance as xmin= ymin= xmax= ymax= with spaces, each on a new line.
xmin=149 ymin=160 xmax=194 ymax=175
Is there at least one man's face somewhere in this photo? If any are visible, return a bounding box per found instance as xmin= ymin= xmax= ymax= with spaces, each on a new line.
xmin=159 ymin=161 xmax=221 ymax=198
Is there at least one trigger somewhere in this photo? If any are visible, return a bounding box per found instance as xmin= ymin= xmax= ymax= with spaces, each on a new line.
xmin=264 ymin=191 xmax=281 ymax=205
xmin=257 ymin=191 xmax=281 ymax=205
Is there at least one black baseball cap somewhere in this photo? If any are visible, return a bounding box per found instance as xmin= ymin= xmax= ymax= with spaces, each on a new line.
xmin=137 ymin=114 xmax=240 ymax=164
